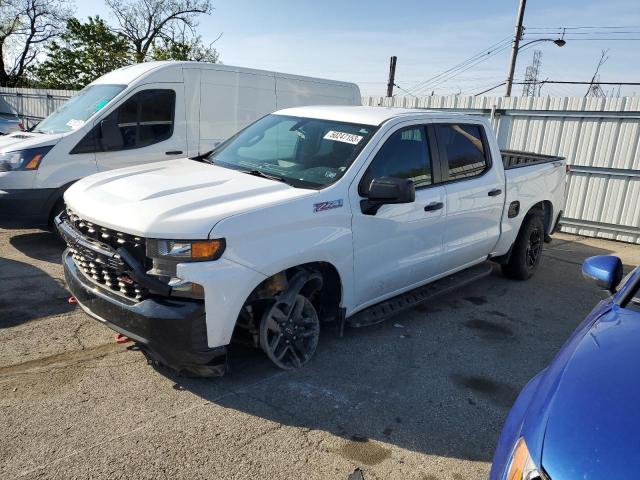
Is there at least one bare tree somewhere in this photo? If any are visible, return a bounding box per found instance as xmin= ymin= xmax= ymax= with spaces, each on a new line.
xmin=106 ymin=0 xmax=213 ymax=62
xmin=0 ymin=0 xmax=72 ymax=86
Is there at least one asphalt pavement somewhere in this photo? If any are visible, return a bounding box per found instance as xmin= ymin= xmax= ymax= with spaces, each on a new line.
xmin=1 ymin=228 xmax=639 ymax=480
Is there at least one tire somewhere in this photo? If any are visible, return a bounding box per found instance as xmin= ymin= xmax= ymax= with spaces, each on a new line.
xmin=259 ymin=293 xmax=320 ymax=370
xmin=48 ymin=199 xmax=66 ymax=240
xmin=502 ymin=213 xmax=545 ymax=280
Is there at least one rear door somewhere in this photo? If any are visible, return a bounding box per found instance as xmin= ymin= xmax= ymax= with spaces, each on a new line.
xmin=434 ymin=123 xmax=504 ymax=273
xmin=351 ymin=123 xmax=447 ymax=308
xmin=94 ymin=83 xmax=187 ymax=171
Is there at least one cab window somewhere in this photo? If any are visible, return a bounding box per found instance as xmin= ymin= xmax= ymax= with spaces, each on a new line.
xmin=360 ymin=126 xmax=432 ymax=195
xmin=435 ymin=124 xmax=488 ymax=181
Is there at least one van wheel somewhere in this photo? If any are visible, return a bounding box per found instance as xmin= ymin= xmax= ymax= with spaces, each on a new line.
xmin=502 ymin=214 xmax=545 ymax=280
xmin=48 ymin=199 xmax=66 ymax=240
xmin=260 ymin=294 xmax=320 ymax=370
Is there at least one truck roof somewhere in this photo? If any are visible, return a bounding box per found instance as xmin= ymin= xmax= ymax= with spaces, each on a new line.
xmin=273 ymin=105 xmax=472 ymax=126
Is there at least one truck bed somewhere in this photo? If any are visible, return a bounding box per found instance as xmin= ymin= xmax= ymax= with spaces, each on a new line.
xmin=501 ymin=150 xmax=564 ymax=170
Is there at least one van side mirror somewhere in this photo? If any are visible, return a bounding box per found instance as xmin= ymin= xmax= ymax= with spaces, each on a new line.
xmin=582 ymin=255 xmax=623 ymax=294
xmin=361 ymin=177 xmax=415 ymax=215
xmin=99 ymin=118 xmax=123 ymax=151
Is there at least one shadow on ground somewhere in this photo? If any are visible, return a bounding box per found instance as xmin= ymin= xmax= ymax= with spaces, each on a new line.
xmin=153 ymin=237 xmax=618 ymax=464
xmin=1 ymin=231 xmax=71 ymax=327
xmin=9 ymin=230 xmax=65 ymax=262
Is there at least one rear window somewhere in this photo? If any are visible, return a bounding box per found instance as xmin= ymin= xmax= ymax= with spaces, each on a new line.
xmin=435 ymin=124 xmax=488 ymax=181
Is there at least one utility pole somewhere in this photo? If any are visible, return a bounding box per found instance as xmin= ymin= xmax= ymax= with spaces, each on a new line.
xmin=386 ymin=56 xmax=397 ymax=97
xmin=505 ymin=0 xmax=527 ymax=97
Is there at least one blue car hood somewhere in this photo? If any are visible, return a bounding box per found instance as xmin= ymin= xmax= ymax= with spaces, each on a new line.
xmin=542 ymin=305 xmax=640 ymax=480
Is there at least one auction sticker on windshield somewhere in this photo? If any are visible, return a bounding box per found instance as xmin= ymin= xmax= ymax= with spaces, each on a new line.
xmin=324 ymin=131 xmax=363 ymax=145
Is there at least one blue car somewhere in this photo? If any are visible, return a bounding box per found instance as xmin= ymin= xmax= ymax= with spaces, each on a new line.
xmin=490 ymin=255 xmax=640 ymax=480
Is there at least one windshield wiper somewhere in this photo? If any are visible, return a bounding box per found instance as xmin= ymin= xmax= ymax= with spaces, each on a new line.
xmin=242 ymin=169 xmax=289 ymax=184
xmin=190 ymin=150 xmax=214 ymax=163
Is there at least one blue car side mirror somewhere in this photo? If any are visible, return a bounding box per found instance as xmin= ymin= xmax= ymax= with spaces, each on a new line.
xmin=582 ymin=255 xmax=623 ymax=294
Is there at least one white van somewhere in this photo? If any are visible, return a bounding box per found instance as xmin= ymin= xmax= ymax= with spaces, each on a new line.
xmin=0 ymin=61 xmax=361 ymax=228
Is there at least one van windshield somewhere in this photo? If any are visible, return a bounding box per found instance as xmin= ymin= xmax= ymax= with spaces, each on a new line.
xmin=35 ymin=84 xmax=125 ymax=134
xmin=208 ymin=114 xmax=376 ymax=189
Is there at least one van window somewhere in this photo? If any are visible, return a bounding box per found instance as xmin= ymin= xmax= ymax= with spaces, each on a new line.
xmin=435 ymin=124 xmax=488 ymax=181
xmin=35 ymin=84 xmax=125 ymax=134
xmin=71 ymin=89 xmax=175 ymax=153
xmin=110 ymin=89 xmax=175 ymax=150
xmin=360 ymin=126 xmax=432 ymax=194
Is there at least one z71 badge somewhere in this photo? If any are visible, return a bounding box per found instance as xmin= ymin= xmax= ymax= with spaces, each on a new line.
xmin=313 ymin=199 xmax=343 ymax=212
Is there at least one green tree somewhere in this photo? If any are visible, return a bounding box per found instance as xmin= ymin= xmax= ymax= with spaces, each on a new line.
xmin=36 ymin=16 xmax=132 ymax=89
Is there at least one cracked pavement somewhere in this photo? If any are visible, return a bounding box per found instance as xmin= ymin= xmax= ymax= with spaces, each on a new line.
xmin=1 ymin=228 xmax=639 ymax=479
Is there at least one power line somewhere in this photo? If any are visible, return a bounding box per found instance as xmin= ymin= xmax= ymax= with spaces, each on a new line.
xmin=526 ymin=25 xmax=640 ymax=30
xmin=554 ymin=38 xmax=640 ymax=41
xmin=411 ymin=43 xmax=512 ymax=95
xmin=474 ymin=80 xmax=640 ymax=96
xmin=404 ymin=36 xmax=512 ymax=94
xmin=525 ymin=30 xmax=640 ymax=35
xmin=392 ymin=83 xmax=416 ymax=97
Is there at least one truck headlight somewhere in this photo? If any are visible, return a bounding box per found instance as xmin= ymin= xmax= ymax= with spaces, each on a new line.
xmin=0 ymin=146 xmax=53 ymax=171
xmin=504 ymin=438 xmax=543 ymax=480
xmin=146 ymin=238 xmax=226 ymax=262
xmin=145 ymin=239 xmax=225 ymax=300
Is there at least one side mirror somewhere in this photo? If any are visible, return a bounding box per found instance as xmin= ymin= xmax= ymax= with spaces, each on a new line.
xmin=361 ymin=176 xmax=415 ymax=215
xmin=99 ymin=118 xmax=123 ymax=151
xmin=582 ymin=255 xmax=623 ymax=294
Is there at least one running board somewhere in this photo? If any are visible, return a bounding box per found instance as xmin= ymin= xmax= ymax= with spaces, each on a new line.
xmin=346 ymin=262 xmax=494 ymax=328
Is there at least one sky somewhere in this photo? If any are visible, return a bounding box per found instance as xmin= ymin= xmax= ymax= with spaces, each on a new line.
xmin=75 ymin=0 xmax=640 ymax=97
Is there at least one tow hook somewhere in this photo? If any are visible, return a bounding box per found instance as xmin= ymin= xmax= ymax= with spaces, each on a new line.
xmin=115 ymin=333 xmax=132 ymax=344
xmin=68 ymin=296 xmax=77 ymax=305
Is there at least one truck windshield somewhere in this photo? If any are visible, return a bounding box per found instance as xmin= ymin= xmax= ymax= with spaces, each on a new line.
xmin=35 ymin=84 xmax=125 ymax=134
xmin=208 ymin=114 xmax=376 ymax=189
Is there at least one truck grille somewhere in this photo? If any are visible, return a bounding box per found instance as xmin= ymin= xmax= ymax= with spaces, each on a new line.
xmin=64 ymin=209 xmax=150 ymax=301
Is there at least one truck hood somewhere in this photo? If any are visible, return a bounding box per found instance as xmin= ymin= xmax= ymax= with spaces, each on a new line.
xmin=64 ymin=158 xmax=316 ymax=238
xmin=541 ymin=306 xmax=640 ymax=479
xmin=0 ymin=131 xmax=62 ymax=152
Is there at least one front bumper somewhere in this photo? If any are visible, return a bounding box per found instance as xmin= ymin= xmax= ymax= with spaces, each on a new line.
xmin=0 ymin=187 xmax=56 ymax=228
xmin=63 ymin=249 xmax=228 ymax=376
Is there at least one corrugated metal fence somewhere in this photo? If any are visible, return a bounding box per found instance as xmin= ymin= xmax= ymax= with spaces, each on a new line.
xmin=0 ymin=87 xmax=75 ymax=123
xmin=365 ymin=95 xmax=640 ymax=244
xmin=0 ymin=86 xmax=637 ymax=243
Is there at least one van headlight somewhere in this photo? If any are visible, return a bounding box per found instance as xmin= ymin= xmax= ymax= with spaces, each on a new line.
xmin=504 ymin=438 xmax=543 ymax=480
xmin=145 ymin=238 xmax=225 ymax=300
xmin=0 ymin=146 xmax=53 ymax=171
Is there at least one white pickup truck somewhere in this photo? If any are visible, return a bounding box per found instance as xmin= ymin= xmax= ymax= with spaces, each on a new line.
xmin=57 ymin=106 xmax=566 ymax=376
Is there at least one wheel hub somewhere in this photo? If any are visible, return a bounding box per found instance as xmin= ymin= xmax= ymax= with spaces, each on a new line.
xmin=260 ymin=294 xmax=320 ymax=370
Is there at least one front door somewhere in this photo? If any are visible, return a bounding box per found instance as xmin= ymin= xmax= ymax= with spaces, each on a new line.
xmin=433 ymin=123 xmax=504 ymax=273
xmin=351 ymin=124 xmax=446 ymax=309
xmin=95 ymin=83 xmax=187 ymax=171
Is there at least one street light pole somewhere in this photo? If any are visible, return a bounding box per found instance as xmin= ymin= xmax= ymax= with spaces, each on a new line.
xmin=505 ymin=0 xmax=527 ymax=97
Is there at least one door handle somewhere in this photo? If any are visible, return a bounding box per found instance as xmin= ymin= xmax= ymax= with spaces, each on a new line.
xmin=488 ymin=188 xmax=502 ymax=197
xmin=165 ymin=150 xmax=183 ymax=155
xmin=424 ymin=201 xmax=444 ymax=212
